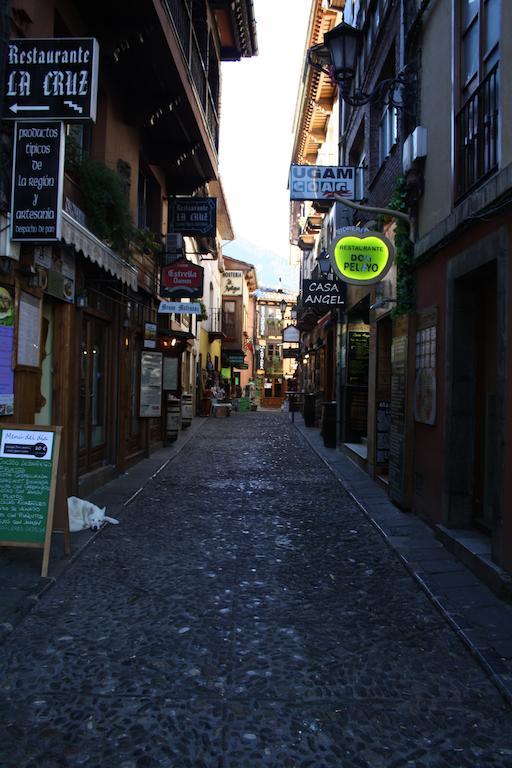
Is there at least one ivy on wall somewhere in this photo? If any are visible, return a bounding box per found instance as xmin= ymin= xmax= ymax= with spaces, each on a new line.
xmin=65 ymin=136 xmax=159 ymax=257
xmin=388 ymin=176 xmax=415 ymax=316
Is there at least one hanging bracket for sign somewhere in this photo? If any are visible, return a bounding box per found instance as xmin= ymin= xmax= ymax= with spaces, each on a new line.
xmin=330 ymin=230 xmax=395 ymax=285
xmin=0 ymin=424 xmax=63 ymax=577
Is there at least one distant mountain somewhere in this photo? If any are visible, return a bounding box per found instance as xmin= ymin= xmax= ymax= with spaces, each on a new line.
xmin=222 ymin=237 xmax=299 ymax=292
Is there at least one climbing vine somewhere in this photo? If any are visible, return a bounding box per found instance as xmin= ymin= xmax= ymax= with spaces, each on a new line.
xmin=388 ymin=176 xmax=415 ymax=316
xmin=64 ymin=140 xmax=160 ymax=257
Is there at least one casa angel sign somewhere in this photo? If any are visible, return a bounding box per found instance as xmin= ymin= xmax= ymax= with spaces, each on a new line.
xmin=330 ymin=231 xmax=395 ymax=285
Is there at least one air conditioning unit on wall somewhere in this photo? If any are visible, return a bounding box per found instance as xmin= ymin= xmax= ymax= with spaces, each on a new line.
xmin=165 ymin=233 xmax=183 ymax=254
xmin=402 ymin=127 xmax=427 ymax=173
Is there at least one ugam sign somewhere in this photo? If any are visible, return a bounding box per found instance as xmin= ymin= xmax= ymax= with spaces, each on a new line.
xmin=289 ymin=165 xmax=355 ymax=201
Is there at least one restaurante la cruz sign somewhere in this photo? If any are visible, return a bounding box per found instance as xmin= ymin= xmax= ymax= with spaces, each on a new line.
xmin=3 ymin=38 xmax=99 ymax=121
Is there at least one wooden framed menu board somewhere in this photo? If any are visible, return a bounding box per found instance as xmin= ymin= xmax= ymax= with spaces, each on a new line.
xmin=0 ymin=424 xmax=62 ymax=576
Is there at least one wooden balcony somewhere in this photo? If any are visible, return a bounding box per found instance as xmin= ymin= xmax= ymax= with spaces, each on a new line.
xmin=207 ymin=308 xmax=226 ymax=341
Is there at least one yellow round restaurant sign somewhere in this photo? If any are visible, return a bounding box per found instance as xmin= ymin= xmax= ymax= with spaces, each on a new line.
xmin=330 ymin=231 xmax=395 ymax=285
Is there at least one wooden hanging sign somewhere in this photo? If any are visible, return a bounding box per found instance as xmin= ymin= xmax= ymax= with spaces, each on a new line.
xmin=0 ymin=424 xmax=62 ymax=576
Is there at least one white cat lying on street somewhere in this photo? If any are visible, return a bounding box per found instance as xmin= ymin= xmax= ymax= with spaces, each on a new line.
xmin=67 ymin=496 xmax=119 ymax=532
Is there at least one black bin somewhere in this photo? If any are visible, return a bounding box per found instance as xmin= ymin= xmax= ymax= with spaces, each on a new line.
xmin=304 ymin=393 xmax=316 ymax=427
xmin=321 ymin=401 xmax=337 ymax=448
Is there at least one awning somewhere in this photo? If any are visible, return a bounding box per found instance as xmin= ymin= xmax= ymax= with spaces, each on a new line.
xmin=62 ymin=211 xmax=138 ymax=292
xmin=158 ymin=329 xmax=194 ymax=341
xmin=223 ymin=349 xmax=245 ymax=364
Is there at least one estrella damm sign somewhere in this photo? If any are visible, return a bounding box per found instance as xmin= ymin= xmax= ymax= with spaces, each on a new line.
xmin=330 ymin=231 xmax=395 ymax=285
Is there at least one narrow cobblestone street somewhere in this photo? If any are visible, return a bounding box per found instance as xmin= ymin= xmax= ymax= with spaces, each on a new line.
xmin=1 ymin=411 xmax=512 ymax=768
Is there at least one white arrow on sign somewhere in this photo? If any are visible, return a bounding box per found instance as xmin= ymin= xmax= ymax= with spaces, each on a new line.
xmin=9 ymin=104 xmax=50 ymax=114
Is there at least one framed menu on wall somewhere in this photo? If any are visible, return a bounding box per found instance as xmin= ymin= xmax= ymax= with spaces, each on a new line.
xmin=140 ymin=351 xmax=163 ymax=417
xmin=16 ymin=290 xmax=42 ymax=369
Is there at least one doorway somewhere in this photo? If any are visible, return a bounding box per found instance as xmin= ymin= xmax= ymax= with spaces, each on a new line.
xmin=375 ymin=315 xmax=392 ymax=480
xmin=79 ymin=315 xmax=110 ymax=473
xmin=472 ymin=262 xmax=497 ymax=531
xmin=448 ymin=259 xmax=498 ymax=534
xmin=35 ymin=301 xmax=54 ymax=426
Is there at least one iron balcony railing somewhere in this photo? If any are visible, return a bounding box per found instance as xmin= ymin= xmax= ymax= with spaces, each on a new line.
xmin=161 ymin=0 xmax=220 ymax=151
xmin=206 ymin=307 xmax=225 ymax=335
xmin=264 ymin=355 xmax=283 ymax=374
xmin=455 ymin=64 xmax=499 ymax=201
xmin=265 ymin=318 xmax=283 ymax=337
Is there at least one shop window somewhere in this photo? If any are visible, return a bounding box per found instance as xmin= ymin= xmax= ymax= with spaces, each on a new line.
xmin=223 ymin=300 xmax=237 ymax=338
xmin=456 ymin=0 xmax=500 ymax=198
xmin=137 ymin=161 xmax=161 ymax=234
xmin=378 ymin=102 xmax=398 ymax=167
xmin=414 ymin=319 xmax=437 ymax=426
xmin=79 ymin=316 xmax=110 ymax=471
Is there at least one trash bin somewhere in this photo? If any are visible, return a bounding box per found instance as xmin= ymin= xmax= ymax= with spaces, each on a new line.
xmin=304 ymin=393 xmax=316 ymax=427
xmin=166 ymin=395 xmax=181 ymax=441
xmin=321 ymin=401 xmax=337 ymax=448
xmin=181 ymin=393 xmax=193 ymax=428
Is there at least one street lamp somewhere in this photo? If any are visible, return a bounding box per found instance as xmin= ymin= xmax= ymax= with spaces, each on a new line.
xmin=307 ymin=21 xmax=415 ymax=109
xmin=279 ymin=298 xmax=287 ymax=319
xmin=316 ymin=249 xmax=331 ymax=276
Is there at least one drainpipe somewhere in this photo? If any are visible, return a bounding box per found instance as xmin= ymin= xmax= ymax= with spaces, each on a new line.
xmin=244 ymin=1 xmax=258 ymax=56
xmin=0 ymin=0 xmax=9 ymax=121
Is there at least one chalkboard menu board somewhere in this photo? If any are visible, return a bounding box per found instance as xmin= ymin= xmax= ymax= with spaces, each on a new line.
xmin=0 ymin=425 xmax=61 ymax=576
xmin=347 ymin=330 xmax=370 ymax=386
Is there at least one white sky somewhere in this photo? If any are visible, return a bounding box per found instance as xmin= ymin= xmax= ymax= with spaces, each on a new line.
xmin=219 ymin=0 xmax=312 ymax=289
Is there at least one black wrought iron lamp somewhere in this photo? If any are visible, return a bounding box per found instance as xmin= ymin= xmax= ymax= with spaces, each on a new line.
xmin=316 ymin=249 xmax=331 ymax=276
xmin=308 ymin=21 xmax=415 ymax=109
xmin=279 ymin=298 xmax=287 ymax=319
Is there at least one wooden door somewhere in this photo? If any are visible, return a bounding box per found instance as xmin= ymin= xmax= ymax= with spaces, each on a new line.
xmin=79 ymin=315 xmax=110 ymax=473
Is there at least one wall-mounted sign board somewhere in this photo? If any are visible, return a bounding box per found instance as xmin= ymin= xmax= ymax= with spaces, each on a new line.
xmin=282 ymin=324 xmax=300 ymax=343
xmin=302 ymin=278 xmax=346 ymax=307
xmin=11 ymin=121 xmax=64 ymax=241
xmin=330 ymin=231 xmax=395 ymax=285
xmin=0 ymin=424 xmax=62 ymax=576
xmin=158 ymin=301 xmax=201 ymax=315
xmin=169 ymin=198 xmax=216 ymax=237
xmin=163 ymin=357 xmax=178 ymax=391
xmin=222 ymin=270 xmax=243 ymax=296
xmin=3 ymin=38 xmax=99 ymax=121
xmin=289 ymin=165 xmax=355 ymax=201
xmin=160 ymin=260 xmax=204 ymax=299
xmin=16 ymin=290 xmax=42 ymax=368
xmin=140 ymin=352 xmax=162 ymax=417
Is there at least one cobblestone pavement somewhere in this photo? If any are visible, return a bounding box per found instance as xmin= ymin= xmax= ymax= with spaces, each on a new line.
xmin=1 ymin=411 xmax=512 ymax=768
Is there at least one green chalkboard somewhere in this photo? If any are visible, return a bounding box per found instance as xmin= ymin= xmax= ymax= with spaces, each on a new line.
xmin=0 ymin=425 xmax=62 ymax=575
